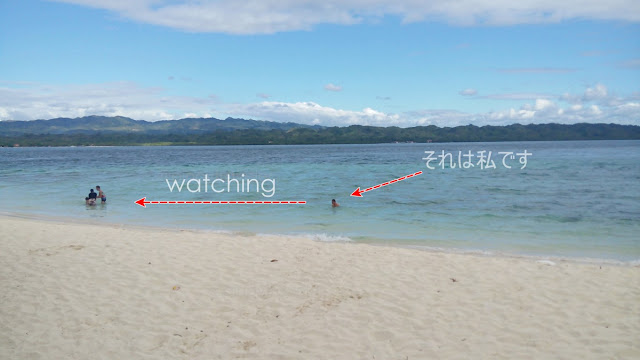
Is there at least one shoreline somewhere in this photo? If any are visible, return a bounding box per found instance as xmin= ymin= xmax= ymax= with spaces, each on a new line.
xmin=2 ymin=211 xmax=638 ymax=267
xmin=2 ymin=138 xmax=639 ymax=149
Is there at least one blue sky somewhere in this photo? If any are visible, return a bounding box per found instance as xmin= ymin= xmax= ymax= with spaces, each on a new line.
xmin=0 ymin=0 xmax=639 ymax=126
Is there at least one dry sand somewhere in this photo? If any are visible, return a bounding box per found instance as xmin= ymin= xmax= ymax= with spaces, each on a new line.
xmin=1 ymin=215 xmax=639 ymax=359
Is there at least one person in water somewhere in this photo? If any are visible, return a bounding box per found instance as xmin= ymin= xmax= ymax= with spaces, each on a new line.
xmin=85 ymin=189 xmax=97 ymax=205
xmin=96 ymin=185 xmax=106 ymax=203
xmin=332 ymin=199 xmax=339 ymax=207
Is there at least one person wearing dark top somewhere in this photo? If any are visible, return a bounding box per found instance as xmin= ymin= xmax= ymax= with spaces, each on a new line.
xmin=85 ymin=189 xmax=97 ymax=205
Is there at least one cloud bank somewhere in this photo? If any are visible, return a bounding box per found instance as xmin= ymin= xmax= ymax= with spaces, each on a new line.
xmin=1 ymin=81 xmax=637 ymax=127
xmin=0 ymin=81 xmax=218 ymax=121
xmin=54 ymin=0 xmax=640 ymax=34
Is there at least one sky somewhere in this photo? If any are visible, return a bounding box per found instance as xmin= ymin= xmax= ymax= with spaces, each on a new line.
xmin=0 ymin=0 xmax=639 ymax=127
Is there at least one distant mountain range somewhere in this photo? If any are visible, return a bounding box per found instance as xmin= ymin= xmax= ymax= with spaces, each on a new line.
xmin=1 ymin=116 xmax=639 ymax=146
xmin=0 ymin=115 xmax=314 ymax=136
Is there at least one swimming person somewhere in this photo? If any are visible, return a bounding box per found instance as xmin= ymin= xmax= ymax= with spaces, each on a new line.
xmin=332 ymin=199 xmax=339 ymax=207
xmin=96 ymin=185 xmax=106 ymax=203
xmin=85 ymin=189 xmax=97 ymax=205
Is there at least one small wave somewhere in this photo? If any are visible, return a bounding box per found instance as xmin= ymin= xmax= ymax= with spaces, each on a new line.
xmin=486 ymin=187 xmax=527 ymax=194
xmin=477 ymin=213 xmax=501 ymax=219
xmin=628 ymin=259 xmax=640 ymax=267
xmin=401 ymin=244 xmax=639 ymax=266
xmin=254 ymin=232 xmax=353 ymax=243
xmin=534 ymin=214 xmax=583 ymax=223
xmin=305 ymin=233 xmax=354 ymax=243
xmin=509 ymin=204 xmax=534 ymax=210
xmin=304 ymin=222 xmax=330 ymax=227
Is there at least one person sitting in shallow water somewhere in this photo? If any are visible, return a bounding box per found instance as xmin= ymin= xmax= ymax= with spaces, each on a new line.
xmin=85 ymin=189 xmax=97 ymax=205
xmin=332 ymin=199 xmax=339 ymax=208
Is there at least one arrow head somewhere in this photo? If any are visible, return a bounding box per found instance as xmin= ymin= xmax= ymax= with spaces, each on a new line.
xmin=135 ymin=197 xmax=147 ymax=207
xmin=350 ymin=187 xmax=363 ymax=197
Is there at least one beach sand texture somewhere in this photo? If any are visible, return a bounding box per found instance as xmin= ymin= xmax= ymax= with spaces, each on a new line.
xmin=1 ymin=216 xmax=638 ymax=359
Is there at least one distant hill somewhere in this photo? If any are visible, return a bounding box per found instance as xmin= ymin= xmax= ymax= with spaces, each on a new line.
xmin=1 ymin=116 xmax=639 ymax=146
xmin=0 ymin=115 xmax=314 ymax=136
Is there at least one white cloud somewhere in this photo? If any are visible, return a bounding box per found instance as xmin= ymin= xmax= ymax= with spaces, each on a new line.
xmin=403 ymin=109 xmax=480 ymax=127
xmin=231 ymin=101 xmax=400 ymax=126
xmin=583 ymin=83 xmax=608 ymax=101
xmin=590 ymin=104 xmax=602 ymax=115
xmin=1 ymin=81 xmax=638 ymax=127
xmin=459 ymin=88 xmax=477 ymax=96
xmin=0 ymin=81 xmax=218 ymax=121
xmin=561 ymin=83 xmax=613 ymax=105
xmin=324 ymin=83 xmax=343 ymax=92
xmin=534 ymin=99 xmax=555 ymax=111
xmin=53 ymin=0 xmax=640 ymax=34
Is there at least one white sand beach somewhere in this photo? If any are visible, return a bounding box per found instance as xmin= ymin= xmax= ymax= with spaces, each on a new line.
xmin=1 ymin=215 xmax=638 ymax=359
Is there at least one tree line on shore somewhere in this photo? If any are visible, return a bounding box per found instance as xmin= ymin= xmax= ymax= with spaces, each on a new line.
xmin=1 ymin=123 xmax=638 ymax=147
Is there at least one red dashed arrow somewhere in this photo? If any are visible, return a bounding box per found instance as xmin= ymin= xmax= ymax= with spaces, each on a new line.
xmin=350 ymin=171 xmax=423 ymax=197
xmin=135 ymin=197 xmax=306 ymax=207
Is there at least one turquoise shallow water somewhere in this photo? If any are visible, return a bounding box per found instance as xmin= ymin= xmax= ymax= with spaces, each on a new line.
xmin=1 ymin=141 xmax=639 ymax=261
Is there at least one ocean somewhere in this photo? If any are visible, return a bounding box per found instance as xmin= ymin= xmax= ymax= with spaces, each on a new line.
xmin=1 ymin=141 xmax=638 ymax=262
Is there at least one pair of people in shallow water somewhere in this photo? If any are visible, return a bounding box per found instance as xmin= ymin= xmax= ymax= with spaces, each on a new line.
xmin=85 ymin=186 xmax=106 ymax=205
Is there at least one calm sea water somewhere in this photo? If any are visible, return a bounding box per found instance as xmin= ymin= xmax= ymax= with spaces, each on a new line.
xmin=1 ymin=141 xmax=639 ymax=262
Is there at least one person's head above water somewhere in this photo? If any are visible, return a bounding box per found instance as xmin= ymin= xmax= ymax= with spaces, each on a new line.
xmin=90 ymin=189 xmax=95 ymax=193
xmin=331 ymin=199 xmax=339 ymax=207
